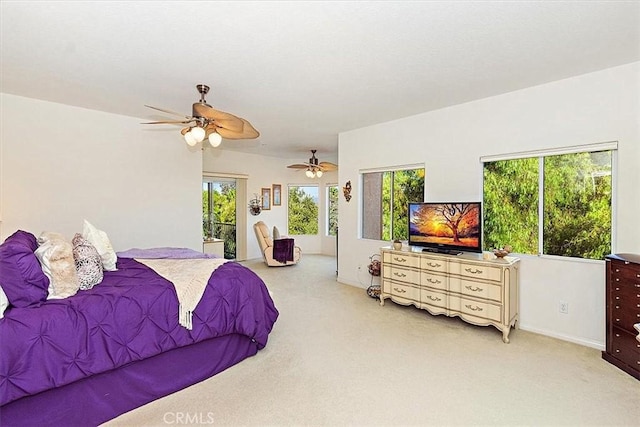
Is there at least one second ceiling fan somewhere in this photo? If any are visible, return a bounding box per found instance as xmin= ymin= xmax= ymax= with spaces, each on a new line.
xmin=287 ymin=150 xmax=337 ymax=178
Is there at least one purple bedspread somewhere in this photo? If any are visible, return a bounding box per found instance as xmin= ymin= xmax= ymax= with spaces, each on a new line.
xmin=0 ymin=258 xmax=278 ymax=407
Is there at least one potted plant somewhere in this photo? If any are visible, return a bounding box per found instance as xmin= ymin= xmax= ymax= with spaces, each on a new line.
xmin=392 ymin=239 xmax=402 ymax=250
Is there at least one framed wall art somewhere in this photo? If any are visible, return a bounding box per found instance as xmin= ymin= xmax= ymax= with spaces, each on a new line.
xmin=272 ymin=184 xmax=282 ymax=206
xmin=261 ymin=187 xmax=271 ymax=210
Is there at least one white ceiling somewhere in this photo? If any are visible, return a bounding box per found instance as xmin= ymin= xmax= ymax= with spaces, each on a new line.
xmin=2 ymin=1 xmax=639 ymax=162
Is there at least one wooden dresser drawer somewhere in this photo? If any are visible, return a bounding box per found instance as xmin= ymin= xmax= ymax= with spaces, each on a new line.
xmin=611 ymin=262 xmax=640 ymax=281
xmin=610 ymin=327 xmax=640 ymax=369
xmin=612 ymin=305 xmax=640 ymax=334
xmin=453 ymin=262 xmax=502 ymax=282
xmin=421 ymin=258 xmax=447 ymax=273
xmin=460 ymin=279 xmax=503 ymax=303
xmin=384 ymin=252 xmax=420 ymax=268
xmin=387 ymin=281 xmax=420 ymax=304
xmin=459 ymin=298 xmax=501 ymax=322
xmin=420 ymin=288 xmax=447 ymax=309
xmin=384 ymin=266 xmax=419 ymax=285
xmin=421 ymin=271 xmax=447 ymax=291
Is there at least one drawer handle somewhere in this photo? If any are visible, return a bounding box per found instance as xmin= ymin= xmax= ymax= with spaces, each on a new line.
xmin=615 ymin=296 xmax=620 ymax=300
xmin=427 ymin=262 xmax=441 ymax=268
xmin=393 ymin=272 xmax=407 ymax=278
xmin=393 ymin=257 xmax=407 ymax=263
xmin=426 ymin=295 xmax=441 ymax=302
xmin=393 ymin=287 xmax=406 ymax=294
xmin=465 ymin=268 xmax=483 ymax=274
xmin=615 ymin=268 xmax=620 ymax=272
xmin=636 ymin=284 xmax=640 ymax=288
xmin=427 ymin=278 xmax=442 ymax=284
xmin=615 ymin=318 xmax=620 ymax=322
xmin=615 ymin=287 xmax=620 ymax=291
xmin=465 ymin=304 xmax=483 ymax=312
xmin=615 ymin=333 xmax=620 ymax=337
xmin=615 ymin=305 xmax=620 ymax=309
xmin=465 ymin=285 xmax=484 ymax=292
xmin=615 ymin=349 xmax=620 ymax=353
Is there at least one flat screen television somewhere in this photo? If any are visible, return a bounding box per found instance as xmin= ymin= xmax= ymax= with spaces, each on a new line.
xmin=408 ymin=202 xmax=482 ymax=254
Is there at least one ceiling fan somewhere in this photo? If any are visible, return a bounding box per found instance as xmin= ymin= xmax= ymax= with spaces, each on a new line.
xmin=142 ymin=84 xmax=259 ymax=148
xmin=287 ymin=150 xmax=338 ymax=178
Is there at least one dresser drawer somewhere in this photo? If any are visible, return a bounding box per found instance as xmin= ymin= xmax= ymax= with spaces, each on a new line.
xmin=387 ymin=281 xmax=420 ymax=304
xmin=384 ymin=266 xmax=419 ymax=285
xmin=460 ymin=279 xmax=503 ymax=303
xmin=452 ymin=262 xmax=502 ymax=282
xmin=421 ymin=257 xmax=447 ymax=273
xmin=611 ymin=305 xmax=640 ymax=334
xmin=610 ymin=262 xmax=640 ymax=281
xmin=384 ymin=252 xmax=420 ymax=268
xmin=421 ymin=271 xmax=447 ymax=291
xmin=420 ymin=288 xmax=447 ymax=309
xmin=610 ymin=327 xmax=640 ymax=369
xmin=459 ymin=298 xmax=501 ymax=322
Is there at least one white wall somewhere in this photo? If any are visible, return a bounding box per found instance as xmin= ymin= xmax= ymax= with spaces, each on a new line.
xmin=203 ymin=149 xmax=337 ymax=261
xmin=0 ymin=94 xmax=202 ymax=250
xmin=338 ymin=62 xmax=640 ymax=349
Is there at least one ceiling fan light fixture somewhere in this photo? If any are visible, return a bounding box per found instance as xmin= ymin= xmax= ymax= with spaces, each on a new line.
xmin=305 ymin=169 xmax=315 ymax=178
xmin=184 ymin=131 xmax=198 ymax=146
xmin=316 ymin=169 xmax=323 ymax=178
xmin=190 ymin=126 xmax=206 ymax=143
xmin=208 ymin=132 xmax=222 ymax=148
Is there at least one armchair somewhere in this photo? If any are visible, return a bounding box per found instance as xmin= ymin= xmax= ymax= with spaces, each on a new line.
xmin=253 ymin=221 xmax=301 ymax=267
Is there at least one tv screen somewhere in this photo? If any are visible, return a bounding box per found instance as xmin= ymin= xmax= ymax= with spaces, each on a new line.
xmin=408 ymin=202 xmax=482 ymax=254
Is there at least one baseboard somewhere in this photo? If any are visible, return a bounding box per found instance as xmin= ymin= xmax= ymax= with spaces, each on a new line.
xmin=518 ymin=324 xmax=605 ymax=351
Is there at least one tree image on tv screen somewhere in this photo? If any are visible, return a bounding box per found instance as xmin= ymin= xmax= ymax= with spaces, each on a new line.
xmin=411 ymin=203 xmax=480 ymax=246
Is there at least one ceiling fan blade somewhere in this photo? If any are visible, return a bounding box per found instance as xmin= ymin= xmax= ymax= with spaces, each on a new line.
xmin=141 ymin=120 xmax=193 ymax=125
xmin=192 ymin=103 xmax=244 ymax=133
xmin=145 ymin=105 xmax=191 ymax=119
xmin=319 ymin=162 xmax=338 ymax=171
xmin=287 ymin=164 xmax=309 ymax=169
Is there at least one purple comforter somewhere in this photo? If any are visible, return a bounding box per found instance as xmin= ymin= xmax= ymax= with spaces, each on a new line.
xmin=0 ymin=258 xmax=279 ymax=407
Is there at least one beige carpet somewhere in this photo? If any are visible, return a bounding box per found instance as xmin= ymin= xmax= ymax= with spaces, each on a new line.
xmin=105 ymin=255 xmax=639 ymax=426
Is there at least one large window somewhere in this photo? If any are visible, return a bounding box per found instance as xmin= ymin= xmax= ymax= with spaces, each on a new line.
xmin=362 ymin=167 xmax=425 ymax=241
xmin=327 ymin=184 xmax=338 ymax=236
xmin=483 ymin=144 xmax=614 ymax=260
xmin=288 ymin=185 xmax=319 ymax=235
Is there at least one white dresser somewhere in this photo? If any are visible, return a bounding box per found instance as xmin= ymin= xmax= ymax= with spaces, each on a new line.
xmin=203 ymin=239 xmax=225 ymax=257
xmin=380 ymin=247 xmax=520 ymax=343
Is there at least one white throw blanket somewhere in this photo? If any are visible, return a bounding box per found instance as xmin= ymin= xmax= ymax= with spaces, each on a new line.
xmin=136 ymin=258 xmax=229 ymax=330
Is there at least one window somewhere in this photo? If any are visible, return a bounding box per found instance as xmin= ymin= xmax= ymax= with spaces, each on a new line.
xmin=362 ymin=167 xmax=425 ymax=241
xmin=288 ymin=185 xmax=319 ymax=235
xmin=327 ymin=184 xmax=338 ymax=236
xmin=483 ymin=144 xmax=614 ymax=260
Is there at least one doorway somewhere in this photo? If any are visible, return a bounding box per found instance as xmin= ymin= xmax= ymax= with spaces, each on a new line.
xmin=202 ymin=174 xmax=248 ymax=261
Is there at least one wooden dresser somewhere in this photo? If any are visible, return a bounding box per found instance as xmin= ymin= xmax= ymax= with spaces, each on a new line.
xmin=380 ymin=247 xmax=519 ymax=343
xmin=603 ymin=254 xmax=640 ymax=380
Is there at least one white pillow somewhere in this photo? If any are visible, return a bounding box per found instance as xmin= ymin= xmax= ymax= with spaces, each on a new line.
xmin=0 ymin=285 xmax=8 ymax=318
xmin=273 ymin=226 xmax=281 ymax=240
xmin=35 ymin=232 xmax=80 ymax=299
xmin=82 ymin=220 xmax=117 ymax=271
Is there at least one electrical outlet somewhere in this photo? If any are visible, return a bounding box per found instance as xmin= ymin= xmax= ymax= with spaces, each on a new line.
xmin=559 ymin=302 xmax=569 ymax=314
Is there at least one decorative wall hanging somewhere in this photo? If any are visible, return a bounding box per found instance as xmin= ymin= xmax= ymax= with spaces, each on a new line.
xmin=249 ymin=195 xmax=262 ymax=216
xmin=272 ymin=184 xmax=281 ymax=206
xmin=343 ymin=180 xmax=352 ymax=202
xmin=261 ymin=188 xmax=271 ymax=210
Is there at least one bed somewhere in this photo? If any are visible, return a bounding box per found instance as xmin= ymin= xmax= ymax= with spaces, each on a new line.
xmin=0 ymin=230 xmax=279 ymax=426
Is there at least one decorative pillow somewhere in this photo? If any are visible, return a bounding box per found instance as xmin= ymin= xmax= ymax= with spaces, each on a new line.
xmin=82 ymin=220 xmax=117 ymax=271
xmin=273 ymin=226 xmax=281 ymax=240
xmin=35 ymin=232 xmax=80 ymax=299
xmin=0 ymin=230 xmax=49 ymax=307
xmin=72 ymin=233 xmax=103 ymax=290
xmin=0 ymin=285 xmax=9 ymax=318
